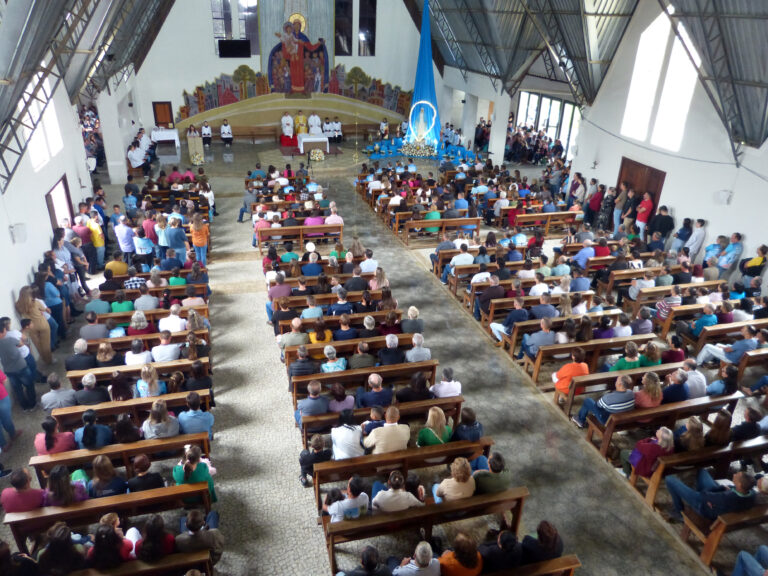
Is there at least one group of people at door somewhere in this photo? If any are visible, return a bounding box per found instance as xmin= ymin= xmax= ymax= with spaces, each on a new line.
xmin=280 ymin=111 xmax=342 ymax=147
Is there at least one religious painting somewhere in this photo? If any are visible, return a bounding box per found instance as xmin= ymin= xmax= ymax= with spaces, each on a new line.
xmin=268 ymin=17 xmax=329 ymax=94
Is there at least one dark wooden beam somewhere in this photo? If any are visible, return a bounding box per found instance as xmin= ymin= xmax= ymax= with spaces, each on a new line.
xmin=402 ymin=0 xmax=446 ymax=77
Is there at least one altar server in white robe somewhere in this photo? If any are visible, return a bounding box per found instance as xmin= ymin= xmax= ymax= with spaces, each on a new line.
xmin=323 ymin=117 xmax=334 ymax=139
xmin=281 ymin=112 xmax=294 ymax=138
xmin=308 ymin=112 xmax=323 ymax=135
xmin=331 ymin=117 xmax=343 ymax=143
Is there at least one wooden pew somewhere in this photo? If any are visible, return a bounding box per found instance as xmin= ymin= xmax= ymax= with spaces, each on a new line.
xmin=487 ymin=555 xmax=581 ymax=576
xmin=681 ymin=504 xmax=768 ymax=566
xmin=563 ymin=363 xmax=685 ymax=417
xmin=52 ymin=389 xmax=212 ymax=431
xmin=403 ymin=217 xmax=482 ymax=245
xmin=522 ymin=334 xmax=657 ymax=385
xmin=631 ymin=436 xmax=768 ymax=509
xmin=67 ymin=357 xmax=210 ymax=387
xmin=391 ymin=209 xmax=467 ymax=232
xmin=481 ymin=291 xmax=595 ymax=328
xmin=562 ymin=241 xmax=617 ymax=256
xmin=5 ymin=483 xmax=211 ymax=554
xmin=284 ymin=334 xmax=414 ymax=375
xmin=278 ymin=310 xmax=401 ymax=335
xmin=85 ymin=329 xmax=209 ymax=353
xmin=280 ymin=290 xmax=383 ymax=312
xmin=96 ymin=305 xmax=209 ymax=325
xmin=256 ymin=224 xmax=343 ymax=255
xmin=433 ymin=249 xmax=532 ymax=276
xmin=324 ymin=487 xmax=529 ymax=573
xmin=291 ymin=360 xmax=439 ymax=408
xmin=585 ymin=392 xmax=743 ymax=457
xmin=515 ymin=211 xmax=581 ymax=235
xmin=268 ymin=272 xmax=375 ymax=288
xmin=653 ymin=301 xmax=737 ymax=339
xmin=629 ymin=280 xmax=723 ymax=315
xmin=313 ymin=435 xmax=489 ymax=513
xmin=682 ymin=318 xmax=768 ymax=354
xmin=29 ymin=433 xmax=211 ymax=487
xmin=111 ymin=267 xmax=207 ymax=283
xmin=737 ymin=347 xmax=768 ymax=381
xmin=463 ymin=275 xmax=563 ymax=311
xmin=597 ymin=266 xmax=664 ymax=296
xmin=69 ymin=550 xmax=213 ymax=576
xmin=301 ymin=394 xmax=463 ymax=449
xmin=447 ymin=263 xmax=500 ymax=296
xmin=100 ymin=283 xmax=207 ymax=303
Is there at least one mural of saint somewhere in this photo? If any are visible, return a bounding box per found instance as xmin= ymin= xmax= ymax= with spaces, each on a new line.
xmin=269 ymin=17 xmax=328 ymax=94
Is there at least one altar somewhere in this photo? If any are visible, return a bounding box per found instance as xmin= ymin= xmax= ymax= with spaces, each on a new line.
xmin=297 ymin=133 xmax=329 ymax=154
xmin=151 ymin=127 xmax=180 ymax=148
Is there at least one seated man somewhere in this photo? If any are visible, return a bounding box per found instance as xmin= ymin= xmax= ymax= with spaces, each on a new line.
xmin=151 ymin=330 xmax=182 ymax=362
xmin=530 ymin=293 xmax=559 ymax=319
xmin=571 ymin=375 xmax=634 ymax=428
xmin=79 ymin=311 xmax=109 ymax=340
xmin=301 ymin=252 xmax=323 ymax=276
xmin=473 ymin=452 xmax=512 ymax=494
xmin=323 ymin=474 xmax=369 ymax=522
xmin=333 ymin=314 xmax=359 ymax=341
xmin=176 ymin=508 xmax=226 ymax=565
xmin=363 ymin=405 xmax=410 ymax=454
xmin=41 ymin=373 xmax=76 ymax=414
xmin=133 ymin=284 xmax=159 ymax=311
xmin=356 ymin=373 xmax=392 ymax=408
xmin=75 ymin=373 xmax=110 ymax=405
xmin=178 ymin=391 xmax=215 ymax=440
xmin=696 ymin=325 xmax=758 ymax=367
xmin=440 ymin=243 xmax=474 ymax=284
xmin=378 ymin=334 xmax=406 ymax=366
xmin=474 ymin=274 xmax=505 ymax=321
xmin=294 ymin=380 xmax=329 ymax=426
xmin=158 ymin=304 xmax=188 ymax=332
xmin=299 ymin=433 xmax=332 ymax=487
xmin=331 ymin=409 xmax=365 ymax=460
xmin=675 ymin=304 xmax=717 ymax=338
xmin=0 ymin=468 xmax=44 ymax=512
xmin=662 ymin=369 xmax=689 ymax=404
xmin=328 ymin=288 xmax=355 ymax=316
xmin=348 ymin=342 xmax=376 ymax=369
xmin=405 ymin=333 xmax=431 ymax=363
xmin=516 ymin=317 xmax=555 ymax=360
xmin=288 ymin=346 xmax=318 ymax=390
xmin=344 ymin=267 xmax=369 ymax=292
xmin=617 ymin=270 xmax=655 ymax=306
xmin=65 ymin=339 xmax=97 ymax=372
xmin=665 ymin=469 xmax=756 ymax=522
xmin=570 ymin=239 xmax=595 ymax=270
xmin=388 ymin=541 xmax=440 ymax=575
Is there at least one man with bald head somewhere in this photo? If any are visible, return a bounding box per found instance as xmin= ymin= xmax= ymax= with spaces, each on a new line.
xmin=356 ymin=373 xmax=392 ymax=408
xmin=363 ymin=406 xmax=410 ymax=454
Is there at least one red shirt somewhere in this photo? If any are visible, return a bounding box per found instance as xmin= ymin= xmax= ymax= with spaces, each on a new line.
xmin=135 ymin=533 xmax=176 ymax=558
xmin=127 ymin=324 xmax=157 ymax=336
xmin=142 ymin=219 xmax=159 ymax=244
xmin=636 ymin=199 xmax=654 ymax=223
xmin=73 ymin=225 xmax=92 ymax=245
xmin=1 ymin=487 xmax=45 ymax=512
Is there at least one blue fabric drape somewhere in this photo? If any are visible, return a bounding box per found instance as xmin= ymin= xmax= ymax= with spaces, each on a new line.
xmin=405 ymin=0 xmax=441 ymax=148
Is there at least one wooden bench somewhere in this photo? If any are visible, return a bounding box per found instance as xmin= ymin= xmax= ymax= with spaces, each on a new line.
xmin=278 ymin=310 xmax=401 ymax=335
xmin=280 ymin=289 xmax=383 ymax=312
xmin=269 ymin=272 xmax=375 ymax=288
xmin=737 ymin=347 xmax=768 ymax=381
xmin=596 ymin=266 xmax=664 ymax=296
xmin=313 ymin=435 xmax=489 ymax=513
xmin=301 ymin=394 xmax=462 ymax=449
xmin=653 ymin=301 xmax=737 ymax=339
xmin=487 ymin=555 xmax=581 ymax=575
xmin=681 ymin=318 xmax=768 ymax=354
xmin=631 ymin=435 xmax=768 ymax=509
xmin=522 ymin=334 xmax=656 ymax=385
xmin=563 ymin=363 xmax=685 ymax=417
xmin=111 ymin=267 xmax=207 ymax=283
xmin=585 ymin=392 xmax=743 ymax=457
xmin=67 ymin=357 xmax=210 ymax=387
xmin=481 ymin=291 xmax=596 ymax=329
xmin=52 ymin=389 xmax=212 ymax=430
xmin=291 ymin=360 xmax=439 ymax=408
xmin=447 ymin=263 xmax=500 ymax=296
xmin=284 ymin=334 xmax=414 ymax=375
xmin=681 ymin=504 xmax=768 ymax=566
xmin=96 ymin=305 xmax=209 ymax=325
xmin=85 ymin=329 xmax=209 ymax=353
xmin=69 ymin=551 xmax=212 ymax=576
xmin=629 ymin=280 xmax=723 ymax=315
xmin=323 ymin=487 xmax=529 ymax=573
xmin=462 ymin=275 xmax=561 ymax=312
xmin=432 ymin=250 xmax=532 ymax=276
xmin=5 ymin=483 xmax=211 ymax=554
xmin=232 ymin=124 xmax=281 ymax=143
xmin=515 ymin=211 xmax=581 ymax=235
xmin=29 ymin=433 xmax=210 ymax=487
xmin=391 ymin=209 xmax=467 ymax=232
xmin=100 ymin=283 xmax=207 ymax=303
xmin=256 ymin=224 xmax=343 ymax=255
xmin=403 ymin=218 xmax=482 ymax=245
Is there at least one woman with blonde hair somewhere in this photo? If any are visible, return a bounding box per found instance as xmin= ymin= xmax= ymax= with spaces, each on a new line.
xmin=146 ymin=269 xmax=168 ymax=289
xmin=401 ymin=306 xmax=424 ymax=334
xmin=186 ymin=309 xmax=208 ymax=331
xmin=675 ymin=416 xmax=705 ymax=452
xmin=551 ymin=276 xmax=571 ymax=295
xmin=190 ymin=213 xmax=210 ymax=267
xmin=136 ymin=364 xmax=167 ymax=398
xmin=634 ymin=372 xmax=662 ymax=409
xmin=127 ymin=310 xmax=154 ymax=336
xmin=349 ymin=236 xmax=366 ymax=258
xmin=433 ymin=457 xmax=475 ymax=502
xmin=142 ymin=399 xmax=179 ymax=439
xmin=16 ymin=285 xmax=52 ymax=363
xmin=640 ymin=342 xmax=662 ymax=366
xmin=369 ymin=267 xmax=390 ymax=290
xmin=417 ymin=407 xmax=452 ymax=446
xmin=705 ymin=409 xmax=732 ymax=446
xmin=96 ymin=342 xmax=122 ymax=367
xmin=88 ymin=454 xmax=127 ymax=498
xmin=557 ymin=293 xmax=572 ymax=316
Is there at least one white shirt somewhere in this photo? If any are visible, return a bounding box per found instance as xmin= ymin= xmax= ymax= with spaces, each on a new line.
xmin=125 ymin=350 xmax=153 ymax=365
xmin=685 ymin=370 xmax=707 ymax=398
xmin=308 ymin=114 xmax=322 ymax=135
xmin=220 ymin=123 xmax=232 ymax=137
xmin=359 ymin=259 xmax=378 ymax=273
xmin=430 ymin=379 xmax=461 ymax=398
xmin=331 ymin=424 xmax=365 ymax=460
xmin=470 ymin=272 xmax=491 ymax=284
xmin=529 ymin=283 xmax=550 ymax=296
xmin=151 ymin=343 xmax=181 ymax=362
xmin=613 ymin=325 xmax=632 ymax=337
xmin=281 ymin=115 xmax=294 ymax=137
xmin=139 ymin=134 xmax=152 ymax=151
xmin=372 ymin=488 xmax=423 ymax=512
xmin=201 ymin=125 xmax=212 ymax=137
xmin=6 ymin=330 xmax=30 ymax=358
xmin=323 ymin=122 xmax=334 ymax=136
xmin=127 ymin=147 xmax=145 ymax=168
xmin=331 ymin=120 xmax=342 ymax=135
xmin=158 ymin=315 xmax=188 ymax=333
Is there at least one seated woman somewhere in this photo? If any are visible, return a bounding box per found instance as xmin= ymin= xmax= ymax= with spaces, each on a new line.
xmin=133 ymin=515 xmax=176 ymax=562
xmin=309 ymin=319 xmax=333 ymax=360
xmin=708 ymin=364 xmax=739 ymax=396
xmin=126 ymin=310 xmax=156 ymax=336
xmin=355 ymin=291 xmax=378 ymax=314
xmin=571 ymin=292 xmax=587 ymax=314
xmin=376 ymin=287 xmax=398 ymax=311
xmin=552 ymin=348 xmax=589 ymax=401
xmin=114 ymin=413 xmax=142 ymax=443
xmin=433 ymin=457 xmax=475 ymax=503
xmin=36 ymin=522 xmax=86 ymax=575
xmin=87 ymin=524 xmax=133 ymax=569
xmin=96 ymin=342 xmax=123 ymax=368
xmin=705 ymin=409 xmax=732 ymax=446
xmin=619 ymin=426 xmax=673 ymax=478
xmin=110 ymin=290 xmax=134 ymax=313
xmin=575 ymin=316 xmax=594 ymax=342
xmin=141 ymin=399 xmax=180 ymax=439
xmin=439 ymin=532 xmax=483 ymax=576
xmin=606 ymin=341 xmax=642 ymax=372
xmin=371 ymin=470 xmax=424 ymax=513
xmin=146 ymin=269 xmax=168 ymax=289
xmin=168 ymin=267 xmax=187 ymax=286
xmin=368 ymin=267 xmax=390 ymax=290
xmin=661 ymin=334 xmax=686 ymax=364
xmin=474 ymin=246 xmax=491 ymax=266
xmin=182 ymin=360 xmax=215 ymax=406
xmin=88 ymin=455 xmax=127 ymax=498
xmin=328 ymin=382 xmax=354 ymax=413
xmin=378 ymin=310 xmax=402 ymax=336
xmin=674 ymin=416 xmax=705 ymax=452
xmin=417 ymin=407 xmax=452 ymax=447
xmin=634 ymin=372 xmax=663 ymax=410
xmin=550 ymin=276 xmax=571 ymax=295
xmin=640 ymin=342 xmax=662 ymax=367
xmin=109 ymin=371 xmax=134 ymax=402
xmin=173 ymin=444 xmax=217 ymax=503
xmin=592 ymin=316 xmax=615 ymax=339
xmin=521 ymin=521 xmax=564 ymax=565
xmin=396 ymin=371 xmax=433 ymax=403
xmin=136 ymin=364 xmax=167 ymax=398
xmin=106 ymin=318 xmax=125 ymax=338
xmin=35 ymin=416 xmax=76 ymax=455
xmin=126 ymin=454 xmax=165 ymax=493
xmin=74 ymin=410 xmax=113 ymax=450
xmin=43 ymin=465 xmax=89 ymax=506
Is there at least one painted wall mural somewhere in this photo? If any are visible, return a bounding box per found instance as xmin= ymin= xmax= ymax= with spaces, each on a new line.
xmin=176 ymin=65 xmax=413 ymax=122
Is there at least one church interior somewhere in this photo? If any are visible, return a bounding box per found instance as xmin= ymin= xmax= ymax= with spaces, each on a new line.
xmin=0 ymin=0 xmax=767 ymax=575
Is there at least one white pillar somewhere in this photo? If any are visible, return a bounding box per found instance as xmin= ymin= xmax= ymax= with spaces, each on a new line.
xmin=487 ymin=92 xmax=511 ymax=161
xmin=461 ymin=94 xmax=478 ymax=149
xmin=97 ymin=91 xmax=130 ymax=183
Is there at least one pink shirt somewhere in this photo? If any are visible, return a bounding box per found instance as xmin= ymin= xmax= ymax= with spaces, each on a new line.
xmin=0 ymin=371 xmax=7 ymax=401
xmin=1 ymin=487 xmax=45 ymax=512
xmin=325 ymin=214 xmax=344 ymax=225
xmin=34 ymin=432 xmax=76 ymax=455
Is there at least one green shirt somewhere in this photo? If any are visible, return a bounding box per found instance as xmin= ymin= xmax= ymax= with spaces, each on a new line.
xmin=610 ymin=357 xmax=642 ymax=371
xmin=424 ymin=211 xmax=441 ymax=233
xmin=537 ymin=265 xmax=552 ymax=277
xmin=416 ymin=425 xmax=452 ymax=447
xmin=173 ymin=461 xmax=217 ymax=503
xmin=640 ymin=355 xmax=661 ymax=367
xmin=110 ymin=301 xmax=134 ymax=313
xmin=281 ymin=252 xmax=299 ymax=262
xmin=169 ymin=277 xmax=187 ymax=286
xmin=474 ymin=468 xmax=512 ymax=494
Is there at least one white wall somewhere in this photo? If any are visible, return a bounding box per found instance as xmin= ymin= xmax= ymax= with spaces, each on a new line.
xmin=572 ymin=0 xmax=768 ymax=273
xmin=97 ymin=74 xmax=142 ymax=182
xmin=0 ymin=82 xmax=90 ymax=313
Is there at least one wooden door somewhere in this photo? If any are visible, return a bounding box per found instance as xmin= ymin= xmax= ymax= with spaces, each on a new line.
xmin=45 ymin=176 xmax=73 ymax=231
xmin=152 ymin=101 xmax=173 ymax=127
xmin=616 ymin=157 xmax=666 ymax=218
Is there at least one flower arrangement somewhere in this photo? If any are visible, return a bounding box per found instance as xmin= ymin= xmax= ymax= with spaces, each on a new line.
xmin=400 ymin=142 xmax=437 ymax=158
xmin=191 ymin=152 xmax=205 ymax=166
xmin=310 ymin=148 xmax=326 ymax=162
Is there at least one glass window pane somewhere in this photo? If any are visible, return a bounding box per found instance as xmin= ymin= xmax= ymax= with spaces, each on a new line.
xmin=335 ymin=0 xmax=353 ymax=56
xmin=238 ymin=0 xmax=259 ymax=55
xmin=559 ymin=104 xmax=574 ymax=147
xmin=525 ymin=94 xmax=538 ymax=126
xmin=546 ymin=100 xmax=560 ymax=139
xmin=566 ymin=108 xmax=581 ymax=161
xmin=358 ymin=0 xmax=376 ymax=56
xmin=538 ymin=97 xmax=551 ymax=131
xmin=516 ymin=92 xmax=529 ymax=127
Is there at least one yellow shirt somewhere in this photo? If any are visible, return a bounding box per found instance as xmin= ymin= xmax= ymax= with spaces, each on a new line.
xmin=105 ymin=260 xmax=128 ymax=275
xmin=295 ymin=115 xmax=308 ymax=134
xmin=87 ymin=219 xmax=105 ymax=247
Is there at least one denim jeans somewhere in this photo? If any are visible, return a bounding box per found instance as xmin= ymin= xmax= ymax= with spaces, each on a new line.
xmin=749 ymin=375 xmax=768 ymax=394
xmin=575 ymin=397 xmax=609 ymax=426
xmin=665 ymin=469 xmax=720 ymax=520
xmin=194 ymin=245 xmax=208 ymax=267
xmin=637 ymin=220 xmax=646 ymax=239
xmin=732 ymin=546 xmax=768 ymax=576
xmin=0 ymin=396 xmax=16 ymax=448
xmin=238 ymin=201 xmax=250 ymax=222
xmin=266 ymin=301 xmax=274 ymax=322
xmin=613 ymin=208 xmax=622 ymax=235
xmin=470 ymin=455 xmax=489 ymax=472
xmin=441 ymin=265 xmax=453 ymax=283
xmin=6 ymin=366 xmax=36 ymax=410
xmin=95 ymin=246 xmax=105 ymax=268
xmin=49 ymin=302 xmax=66 ymax=340
xmin=516 ymin=335 xmax=536 ymax=360
xmin=670 ymin=238 xmax=685 ymax=254
xmin=179 ymin=510 xmax=220 ymax=533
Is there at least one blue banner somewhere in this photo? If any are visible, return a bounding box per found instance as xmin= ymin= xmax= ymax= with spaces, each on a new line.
xmin=405 ymin=0 xmax=441 ymax=149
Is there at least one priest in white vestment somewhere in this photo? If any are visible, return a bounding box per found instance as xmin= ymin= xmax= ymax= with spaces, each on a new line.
xmin=307 ymin=112 xmax=323 ymax=136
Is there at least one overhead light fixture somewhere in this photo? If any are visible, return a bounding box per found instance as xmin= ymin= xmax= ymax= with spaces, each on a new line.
xmin=359 ymin=32 xmax=366 ymax=41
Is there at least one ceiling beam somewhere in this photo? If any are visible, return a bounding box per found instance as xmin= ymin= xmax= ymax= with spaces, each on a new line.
xmin=581 ymin=0 xmax=602 ymax=92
